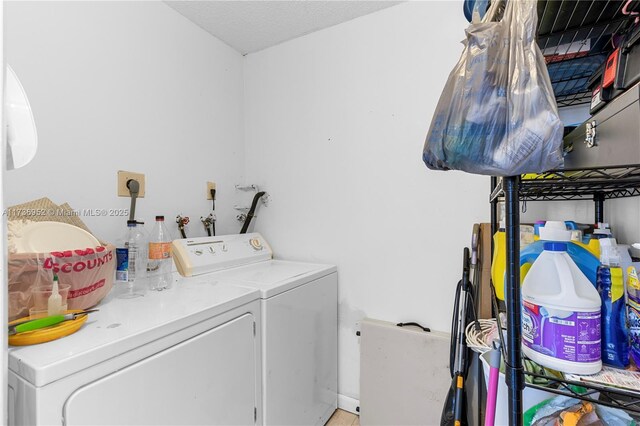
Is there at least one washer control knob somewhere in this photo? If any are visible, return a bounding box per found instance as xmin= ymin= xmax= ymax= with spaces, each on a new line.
xmin=208 ymin=246 xmax=215 ymax=254
xmin=250 ymin=238 xmax=263 ymax=251
xmin=222 ymin=243 xmax=228 ymax=252
xmin=194 ymin=249 xmax=203 ymax=256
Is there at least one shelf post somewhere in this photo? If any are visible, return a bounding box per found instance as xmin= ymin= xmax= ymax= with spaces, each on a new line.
xmin=503 ymin=176 xmax=524 ymax=425
xmin=491 ymin=177 xmax=499 ymax=239
xmin=594 ymin=192 xmax=605 ymax=224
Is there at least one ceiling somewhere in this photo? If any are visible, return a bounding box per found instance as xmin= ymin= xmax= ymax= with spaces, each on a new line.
xmin=164 ymin=1 xmax=402 ymax=55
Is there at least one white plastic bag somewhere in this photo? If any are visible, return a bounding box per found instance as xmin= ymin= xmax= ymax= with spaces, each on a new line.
xmin=423 ymin=0 xmax=564 ymax=176
xmin=8 ymin=245 xmax=116 ymax=321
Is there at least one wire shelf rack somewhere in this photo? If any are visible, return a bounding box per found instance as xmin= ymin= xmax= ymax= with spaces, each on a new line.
xmin=489 ymin=169 xmax=640 ymax=423
xmin=489 ymin=164 xmax=640 ymax=202
xmin=485 ymin=1 xmax=640 ymax=423
xmin=536 ymin=0 xmax=636 ymax=107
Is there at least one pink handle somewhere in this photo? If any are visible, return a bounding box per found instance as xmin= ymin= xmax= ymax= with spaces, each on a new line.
xmin=484 ymin=366 xmax=499 ymax=426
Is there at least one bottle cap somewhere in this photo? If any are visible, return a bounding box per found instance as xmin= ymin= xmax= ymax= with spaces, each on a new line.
xmin=543 ymin=242 xmax=567 ymax=252
xmin=127 ymin=220 xmax=137 ymax=226
xmin=594 ymin=228 xmax=612 ymax=235
xmin=156 ymin=216 xmax=164 ymax=221
xmin=539 ymin=221 xmax=572 ymax=242
xmin=600 ymin=238 xmax=621 ymax=266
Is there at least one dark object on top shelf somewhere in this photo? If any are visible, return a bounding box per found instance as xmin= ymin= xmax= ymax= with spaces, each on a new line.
xmin=589 ymin=22 xmax=640 ymax=112
xmin=564 ymin=82 xmax=640 ymax=169
xmin=549 ymin=54 xmax=606 ymax=103
xmin=536 ymin=0 xmax=637 ymax=107
xmin=587 ymin=55 xmax=625 ymax=114
xmin=615 ymin=21 xmax=640 ymax=89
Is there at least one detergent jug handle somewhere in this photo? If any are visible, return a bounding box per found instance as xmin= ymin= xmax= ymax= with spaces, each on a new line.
xmin=564 ymin=221 xmax=579 ymax=230
xmin=520 ymin=251 xmax=539 ymax=268
xmin=553 ymin=254 xmax=580 ymax=300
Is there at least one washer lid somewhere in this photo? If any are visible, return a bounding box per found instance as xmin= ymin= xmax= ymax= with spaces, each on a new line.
xmin=8 ymin=275 xmax=260 ymax=387
xmin=216 ymin=260 xmax=336 ymax=298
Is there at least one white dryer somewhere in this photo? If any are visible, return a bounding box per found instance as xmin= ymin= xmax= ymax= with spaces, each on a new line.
xmin=173 ymin=234 xmax=338 ymax=426
xmin=8 ymin=235 xmax=269 ymax=426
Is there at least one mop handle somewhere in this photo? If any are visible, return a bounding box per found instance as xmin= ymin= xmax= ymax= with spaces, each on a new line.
xmin=484 ymin=340 xmax=502 ymax=426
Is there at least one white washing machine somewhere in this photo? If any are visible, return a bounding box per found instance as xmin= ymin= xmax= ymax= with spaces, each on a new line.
xmin=173 ymin=234 xmax=338 ymax=426
xmin=8 ymin=234 xmax=268 ymax=426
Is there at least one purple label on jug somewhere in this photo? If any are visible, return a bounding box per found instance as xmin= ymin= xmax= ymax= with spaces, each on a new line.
xmin=522 ymin=301 xmax=601 ymax=363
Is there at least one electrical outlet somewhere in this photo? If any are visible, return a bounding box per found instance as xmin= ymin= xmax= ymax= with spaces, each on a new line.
xmin=118 ymin=171 xmax=146 ymax=197
xmin=207 ymin=182 xmax=216 ymax=200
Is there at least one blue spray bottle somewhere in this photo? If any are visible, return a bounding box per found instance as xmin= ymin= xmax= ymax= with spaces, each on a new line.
xmin=627 ymin=266 xmax=640 ymax=367
xmin=598 ymin=238 xmax=630 ymax=368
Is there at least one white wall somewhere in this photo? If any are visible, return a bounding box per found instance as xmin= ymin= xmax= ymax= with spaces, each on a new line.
xmin=4 ymin=1 xmax=245 ymax=243
xmin=244 ymin=2 xmax=490 ymax=403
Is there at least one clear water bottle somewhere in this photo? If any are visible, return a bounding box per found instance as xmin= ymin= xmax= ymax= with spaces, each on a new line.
xmin=148 ymin=215 xmax=173 ymax=291
xmin=115 ymin=233 xmax=130 ymax=283
xmin=117 ymin=220 xmax=148 ymax=299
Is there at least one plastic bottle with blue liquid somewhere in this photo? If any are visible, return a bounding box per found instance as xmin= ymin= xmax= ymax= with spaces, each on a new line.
xmin=597 ymin=238 xmax=629 ymax=369
xmin=627 ymin=266 xmax=640 ymax=367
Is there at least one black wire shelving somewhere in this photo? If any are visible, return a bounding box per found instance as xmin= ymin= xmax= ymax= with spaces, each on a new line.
xmin=525 ymin=371 xmax=640 ymax=415
xmin=536 ymin=0 xmax=637 ymax=107
xmin=490 ymin=164 xmax=640 ymax=202
xmin=481 ymin=1 xmax=640 ymax=423
xmin=490 ymin=167 xmax=640 ymax=424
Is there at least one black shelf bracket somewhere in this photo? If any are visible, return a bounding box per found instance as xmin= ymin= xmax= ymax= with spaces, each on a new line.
xmin=594 ymin=192 xmax=605 ymax=223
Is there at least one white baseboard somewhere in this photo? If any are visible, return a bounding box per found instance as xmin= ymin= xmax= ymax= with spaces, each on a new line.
xmin=338 ymin=394 xmax=360 ymax=415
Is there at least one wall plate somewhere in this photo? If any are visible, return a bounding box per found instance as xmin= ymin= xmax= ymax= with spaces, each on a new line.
xmin=118 ymin=171 xmax=146 ymax=197
xmin=207 ymin=182 xmax=216 ymax=200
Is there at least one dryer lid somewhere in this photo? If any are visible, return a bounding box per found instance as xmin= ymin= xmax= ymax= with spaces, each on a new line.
xmin=217 ymin=260 xmax=336 ymax=298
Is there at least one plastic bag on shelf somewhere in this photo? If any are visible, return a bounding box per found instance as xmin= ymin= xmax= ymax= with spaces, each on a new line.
xmin=423 ymin=0 xmax=564 ymax=176
xmin=523 ymin=395 xmax=635 ymax=425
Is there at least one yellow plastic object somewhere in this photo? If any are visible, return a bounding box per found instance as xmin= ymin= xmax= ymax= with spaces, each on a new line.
xmin=8 ymin=310 xmax=88 ymax=346
xmin=573 ymin=239 xmax=600 ymax=259
xmin=521 ymin=171 xmax=580 ymax=180
xmin=559 ymin=401 xmax=594 ymax=426
xmin=611 ymin=267 xmax=625 ymax=302
xmin=491 ymin=231 xmax=529 ymax=301
xmin=522 ymin=173 xmax=540 ymax=180
xmin=491 ymin=231 xmax=507 ymax=301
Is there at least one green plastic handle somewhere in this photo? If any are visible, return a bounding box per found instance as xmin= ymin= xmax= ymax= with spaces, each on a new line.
xmin=15 ymin=315 xmax=66 ymax=334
